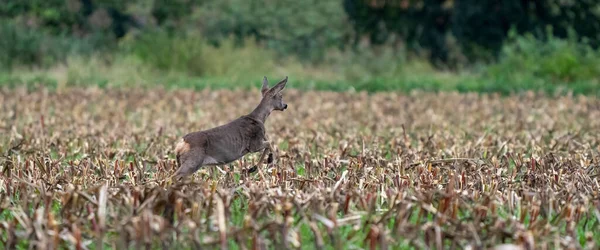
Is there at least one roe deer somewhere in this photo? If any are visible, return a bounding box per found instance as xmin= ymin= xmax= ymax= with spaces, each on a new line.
xmin=172 ymin=76 xmax=288 ymax=180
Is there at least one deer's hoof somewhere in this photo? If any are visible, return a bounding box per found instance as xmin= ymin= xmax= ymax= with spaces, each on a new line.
xmin=246 ymin=165 xmax=258 ymax=174
xmin=267 ymin=153 xmax=274 ymax=164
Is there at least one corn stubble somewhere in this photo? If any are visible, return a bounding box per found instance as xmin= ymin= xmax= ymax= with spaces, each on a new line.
xmin=0 ymin=87 xmax=599 ymax=249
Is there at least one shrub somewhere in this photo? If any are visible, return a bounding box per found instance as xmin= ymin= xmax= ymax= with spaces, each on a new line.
xmin=0 ymin=20 xmax=73 ymax=69
xmin=0 ymin=19 xmax=115 ymax=69
xmin=122 ymin=30 xmax=206 ymax=76
xmin=121 ymin=30 xmax=296 ymax=81
xmin=193 ymin=0 xmax=351 ymax=62
xmin=486 ymin=29 xmax=600 ymax=84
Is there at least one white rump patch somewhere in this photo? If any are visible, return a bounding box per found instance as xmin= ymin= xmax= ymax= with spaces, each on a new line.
xmin=175 ymin=138 xmax=190 ymax=155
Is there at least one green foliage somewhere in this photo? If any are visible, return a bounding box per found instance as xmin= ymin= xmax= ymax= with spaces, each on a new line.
xmin=343 ymin=0 xmax=452 ymax=64
xmin=344 ymin=0 xmax=600 ymax=64
xmin=3 ymin=0 xmax=600 ymax=67
xmin=152 ymin=0 xmax=200 ymax=27
xmin=452 ymin=0 xmax=600 ymax=62
xmin=121 ymin=30 xmax=290 ymax=81
xmin=0 ymin=20 xmax=48 ymax=68
xmin=0 ymin=19 xmax=115 ymax=69
xmin=1 ymin=0 xmax=600 ymax=95
xmin=0 ymin=0 xmax=82 ymax=34
xmin=194 ymin=0 xmax=351 ymax=62
xmin=451 ymin=0 xmax=528 ymax=60
xmin=123 ymin=30 xmax=206 ymax=76
xmin=486 ymin=29 xmax=600 ymax=85
xmin=0 ymin=20 xmax=70 ymax=68
xmin=2 ymin=30 xmax=599 ymax=96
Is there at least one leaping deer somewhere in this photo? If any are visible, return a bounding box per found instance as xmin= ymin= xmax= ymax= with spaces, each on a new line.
xmin=172 ymin=76 xmax=288 ymax=181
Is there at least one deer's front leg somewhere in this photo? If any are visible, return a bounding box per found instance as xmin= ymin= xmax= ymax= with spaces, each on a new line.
xmin=256 ymin=140 xmax=273 ymax=165
xmin=246 ymin=141 xmax=273 ymax=174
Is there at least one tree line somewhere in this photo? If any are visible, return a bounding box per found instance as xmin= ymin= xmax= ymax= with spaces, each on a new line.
xmin=2 ymin=0 xmax=599 ymax=67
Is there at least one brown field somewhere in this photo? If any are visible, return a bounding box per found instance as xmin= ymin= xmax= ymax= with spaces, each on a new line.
xmin=1 ymin=87 xmax=599 ymax=249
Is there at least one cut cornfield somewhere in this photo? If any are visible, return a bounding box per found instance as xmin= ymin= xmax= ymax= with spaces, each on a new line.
xmin=0 ymin=87 xmax=599 ymax=249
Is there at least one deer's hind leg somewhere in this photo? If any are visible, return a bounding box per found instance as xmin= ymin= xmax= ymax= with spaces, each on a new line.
xmin=174 ymin=148 xmax=205 ymax=181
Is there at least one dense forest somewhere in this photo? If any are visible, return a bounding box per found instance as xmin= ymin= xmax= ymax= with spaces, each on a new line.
xmin=3 ymin=0 xmax=600 ymax=67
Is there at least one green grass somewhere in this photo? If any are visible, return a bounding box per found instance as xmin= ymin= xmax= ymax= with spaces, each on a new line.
xmin=2 ymin=67 xmax=598 ymax=96
xmin=1 ymin=31 xmax=599 ymax=96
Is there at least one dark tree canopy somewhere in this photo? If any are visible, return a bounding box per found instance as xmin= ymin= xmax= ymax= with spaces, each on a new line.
xmin=2 ymin=0 xmax=600 ymax=66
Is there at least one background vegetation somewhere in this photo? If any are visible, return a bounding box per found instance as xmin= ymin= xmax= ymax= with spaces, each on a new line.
xmin=1 ymin=0 xmax=600 ymax=95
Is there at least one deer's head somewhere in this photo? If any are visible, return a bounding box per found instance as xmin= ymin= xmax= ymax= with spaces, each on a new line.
xmin=260 ymin=76 xmax=288 ymax=111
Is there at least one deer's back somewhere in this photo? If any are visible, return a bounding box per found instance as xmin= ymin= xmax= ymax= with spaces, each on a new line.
xmin=180 ymin=116 xmax=266 ymax=165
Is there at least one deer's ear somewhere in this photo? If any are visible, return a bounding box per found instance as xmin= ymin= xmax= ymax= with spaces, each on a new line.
xmin=261 ymin=76 xmax=269 ymax=96
xmin=270 ymin=76 xmax=288 ymax=94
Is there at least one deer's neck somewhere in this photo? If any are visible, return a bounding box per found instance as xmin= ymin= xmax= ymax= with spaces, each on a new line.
xmin=248 ymin=101 xmax=272 ymax=124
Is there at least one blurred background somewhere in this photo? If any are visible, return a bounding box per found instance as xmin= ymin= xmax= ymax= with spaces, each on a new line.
xmin=1 ymin=0 xmax=599 ymax=94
